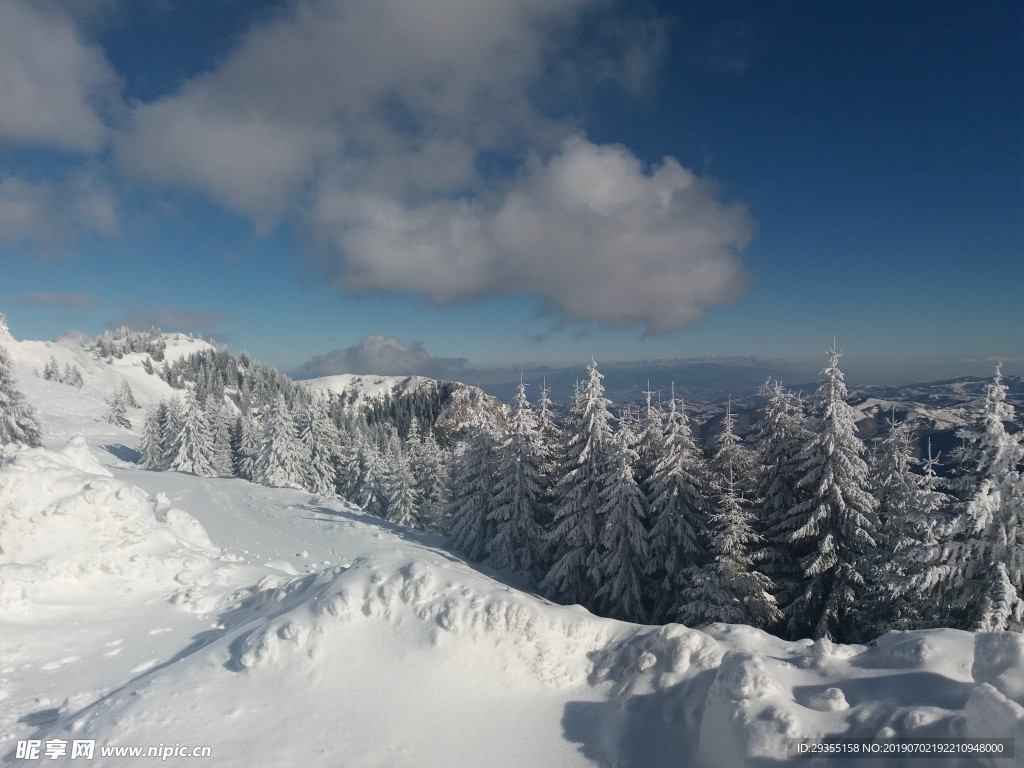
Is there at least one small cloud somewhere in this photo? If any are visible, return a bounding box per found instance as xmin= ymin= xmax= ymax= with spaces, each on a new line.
xmin=290 ymin=334 xmax=468 ymax=380
xmin=105 ymin=306 xmax=228 ymax=335
xmin=14 ymin=291 xmax=102 ymax=309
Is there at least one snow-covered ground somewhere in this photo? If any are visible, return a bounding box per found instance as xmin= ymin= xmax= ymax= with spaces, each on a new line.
xmin=2 ymin=328 xmax=1023 ymax=767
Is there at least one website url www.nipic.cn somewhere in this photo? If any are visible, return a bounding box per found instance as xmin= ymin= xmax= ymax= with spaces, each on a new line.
xmin=16 ymin=740 xmax=212 ymax=760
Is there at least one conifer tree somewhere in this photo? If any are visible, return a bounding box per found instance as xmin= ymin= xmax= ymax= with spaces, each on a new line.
xmin=676 ymin=469 xmax=781 ymax=629
xmin=297 ymin=397 xmax=339 ymax=497
xmin=169 ymin=390 xmax=217 ymax=476
xmin=102 ymin=387 xmax=132 ymax=429
xmin=0 ymin=345 xmax=43 ymax=447
xmin=119 ymin=379 xmax=140 ymax=409
xmin=785 ymin=346 xmax=879 ymax=642
xmin=384 ymin=448 xmax=420 ymax=527
xmin=65 ymin=364 xmax=83 ymax=389
xmin=488 ymin=381 xmax=548 ymax=574
xmin=253 ymin=395 xmax=304 ymax=489
xmin=43 ymin=356 xmax=62 ymax=383
xmin=867 ymin=435 xmax=953 ymax=633
xmin=160 ymin=397 xmax=184 ymax=468
xmin=646 ymin=391 xmax=711 ymax=622
xmin=409 ymin=426 xmax=449 ymax=532
xmin=542 ymin=360 xmax=615 ymax=606
xmin=206 ymin=399 xmax=234 ymax=476
xmin=447 ymin=415 xmax=499 ymax=560
xmin=921 ymin=365 xmax=1024 ymax=631
xmin=355 ymin=438 xmax=389 ymax=518
xmin=634 ymin=387 xmax=666 ymax=499
xmin=592 ymin=429 xmax=650 ymax=623
xmin=754 ymin=380 xmax=812 ymax=617
xmin=233 ymin=411 xmax=261 ymax=481
xmin=710 ymin=398 xmax=755 ymax=497
xmin=140 ymin=403 xmax=167 ymax=469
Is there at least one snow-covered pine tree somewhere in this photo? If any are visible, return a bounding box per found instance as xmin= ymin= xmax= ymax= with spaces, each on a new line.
xmin=233 ymin=410 xmax=261 ymax=482
xmin=206 ymin=398 xmax=234 ymax=476
xmin=384 ymin=448 xmax=420 ymax=527
xmin=675 ymin=468 xmax=781 ymax=629
xmin=355 ymin=438 xmax=389 ymax=518
xmin=253 ymin=394 xmax=305 ymax=489
xmin=0 ymin=344 xmax=43 ymax=447
xmin=409 ymin=426 xmax=450 ymax=532
xmin=64 ymin=363 xmax=84 ymax=389
xmin=710 ymin=397 xmax=755 ymax=497
xmin=488 ymin=380 xmax=548 ymax=574
xmin=634 ymin=386 xmax=666 ymax=499
xmin=785 ymin=345 xmax=879 ymax=642
xmin=592 ymin=428 xmax=650 ymax=623
xmin=43 ymin=356 xmax=63 ymax=383
xmin=921 ymin=364 xmax=1024 ymax=631
xmin=140 ymin=403 xmax=167 ymax=469
xmin=169 ymin=390 xmax=218 ymax=477
xmin=297 ymin=397 xmax=339 ymax=497
xmin=160 ymin=397 xmax=184 ymax=467
xmin=447 ymin=413 xmax=500 ymax=560
xmin=866 ymin=432 xmax=954 ymax=634
xmin=102 ymin=387 xmax=132 ymax=429
xmin=541 ymin=360 xmax=615 ymax=607
xmin=646 ymin=390 xmax=711 ymax=623
xmin=754 ymin=379 xmax=812 ymax=620
xmin=119 ymin=379 xmax=140 ymax=409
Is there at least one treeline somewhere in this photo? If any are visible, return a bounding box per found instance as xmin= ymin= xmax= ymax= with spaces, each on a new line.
xmin=132 ymin=341 xmax=1024 ymax=641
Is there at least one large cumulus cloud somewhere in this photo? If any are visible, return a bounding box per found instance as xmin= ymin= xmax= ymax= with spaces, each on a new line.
xmin=36 ymin=0 xmax=754 ymax=334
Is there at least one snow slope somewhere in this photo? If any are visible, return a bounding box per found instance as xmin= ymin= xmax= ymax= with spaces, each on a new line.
xmin=1 ymin=326 xmax=1022 ymax=767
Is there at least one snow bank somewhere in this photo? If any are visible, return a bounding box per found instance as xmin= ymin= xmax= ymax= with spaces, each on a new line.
xmin=0 ymin=438 xmax=225 ymax=618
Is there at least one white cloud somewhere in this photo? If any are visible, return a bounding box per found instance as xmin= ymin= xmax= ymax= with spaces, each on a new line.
xmin=112 ymin=0 xmax=752 ymax=334
xmin=106 ymin=307 xmax=228 ymax=335
xmin=314 ymin=137 xmax=754 ymax=332
xmin=0 ymin=172 xmax=118 ymax=248
xmin=291 ymin=334 xmax=468 ymax=379
xmin=14 ymin=292 xmax=102 ymax=309
xmin=0 ymin=0 xmax=119 ymax=152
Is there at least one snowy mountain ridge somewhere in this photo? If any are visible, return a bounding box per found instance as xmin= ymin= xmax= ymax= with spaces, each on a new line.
xmin=1 ymin=317 xmax=1023 ymax=766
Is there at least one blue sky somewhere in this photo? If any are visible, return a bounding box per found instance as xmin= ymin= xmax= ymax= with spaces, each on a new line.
xmin=0 ymin=0 xmax=1020 ymax=391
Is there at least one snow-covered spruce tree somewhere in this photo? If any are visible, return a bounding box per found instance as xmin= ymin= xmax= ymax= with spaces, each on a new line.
xmin=118 ymin=379 xmax=140 ymax=409
xmin=920 ymin=365 xmax=1024 ymax=631
xmin=592 ymin=429 xmax=650 ymax=623
xmin=206 ymin=399 xmax=235 ymax=477
xmin=710 ymin=398 xmax=755 ymax=497
xmin=43 ymin=356 xmax=63 ymax=383
xmin=355 ymin=437 xmax=389 ymax=518
xmin=541 ymin=360 xmax=615 ymax=607
xmin=865 ymin=432 xmax=953 ymax=633
xmin=634 ymin=387 xmax=666 ymax=499
xmin=447 ymin=413 xmax=500 ymax=561
xmin=785 ymin=346 xmax=879 ymax=642
xmin=102 ymin=387 xmax=132 ymax=430
xmin=384 ymin=448 xmax=420 ymax=527
xmin=169 ymin=390 xmax=218 ymax=477
xmin=233 ymin=410 xmax=261 ymax=482
xmin=160 ymin=397 xmax=184 ymax=468
xmin=409 ymin=426 xmax=450 ymax=532
xmin=64 ymin=363 xmax=84 ymax=389
xmin=253 ymin=394 xmax=305 ymax=489
xmin=487 ymin=380 xmax=548 ymax=574
xmin=140 ymin=403 xmax=167 ymax=469
xmin=676 ymin=468 xmax=781 ymax=629
xmin=754 ymin=379 xmax=813 ymax=617
xmin=0 ymin=344 xmax=43 ymax=447
xmin=297 ymin=397 xmax=339 ymax=497
xmin=646 ymin=392 xmax=712 ymax=623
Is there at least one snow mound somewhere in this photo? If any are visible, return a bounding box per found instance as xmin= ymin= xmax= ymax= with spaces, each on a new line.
xmin=0 ymin=438 xmax=224 ymax=617
xmin=229 ymin=553 xmax=612 ymax=689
